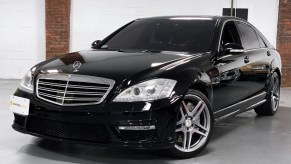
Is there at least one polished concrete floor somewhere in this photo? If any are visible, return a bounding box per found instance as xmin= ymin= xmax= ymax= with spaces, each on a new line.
xmin=0 ymin=79 xmax=291 ymax=164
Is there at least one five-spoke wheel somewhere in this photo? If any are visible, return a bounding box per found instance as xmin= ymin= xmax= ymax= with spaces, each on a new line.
xmin=169 ymin=89 xmax=213 ymax=158
xmin=255 ymin=72 xmax=280 ymax=115
xmin=271 ymin=74 xmax=280 ymax=112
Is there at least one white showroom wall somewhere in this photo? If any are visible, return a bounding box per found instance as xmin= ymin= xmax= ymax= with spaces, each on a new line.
xmin=70 ymin=0 xmax=279 ymax=52
xmin=0 ymin=0 xmax=45 ymax=79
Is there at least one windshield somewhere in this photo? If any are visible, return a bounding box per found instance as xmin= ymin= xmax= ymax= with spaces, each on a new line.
xmin=99 ymin=18 xmax=216 ymax=53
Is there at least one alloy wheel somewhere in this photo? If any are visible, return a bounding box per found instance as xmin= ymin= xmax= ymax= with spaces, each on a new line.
xmin=174 ymin=95 xmax=211 ymax=152
xmin=271 ymin=75 xmax=280 ymax=111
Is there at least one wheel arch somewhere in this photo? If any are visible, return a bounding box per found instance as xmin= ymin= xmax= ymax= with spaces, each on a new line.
xmin=274 ymin=68 xmax=281 ymax=85
xmin=188 ymin=81 xmax=213 ymax=106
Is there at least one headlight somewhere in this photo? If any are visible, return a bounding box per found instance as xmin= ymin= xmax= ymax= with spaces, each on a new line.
xmin=19 ymin=68 xmax=35 ymax=93
xmin=113 ymin=79 xmax=177 ymax=102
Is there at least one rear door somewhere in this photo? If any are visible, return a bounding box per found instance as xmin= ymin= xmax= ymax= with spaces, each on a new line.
xmin=235 ymin=22 xmax=269 ymax=106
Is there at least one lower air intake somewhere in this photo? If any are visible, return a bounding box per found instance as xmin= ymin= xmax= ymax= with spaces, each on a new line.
xmin=27 ymin=116 xmax=111 ymax=143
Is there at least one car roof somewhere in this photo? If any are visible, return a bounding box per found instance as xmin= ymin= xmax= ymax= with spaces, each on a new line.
xmin=140 ymin=15 xmax=246 ymax=22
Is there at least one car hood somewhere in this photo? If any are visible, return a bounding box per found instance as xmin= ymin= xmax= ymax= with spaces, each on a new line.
xmin=36 ymin=50 xmax=201 ymax=82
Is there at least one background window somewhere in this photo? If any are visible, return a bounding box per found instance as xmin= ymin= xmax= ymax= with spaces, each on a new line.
xmin=223 ymin=8 xmax=248 ymax=21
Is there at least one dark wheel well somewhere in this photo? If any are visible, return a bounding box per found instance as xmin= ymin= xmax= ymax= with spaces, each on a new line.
xmin=274 ymin=68 xmax=281 ymax=84
xmin=255 ymin=71 xmax=280 ymax=116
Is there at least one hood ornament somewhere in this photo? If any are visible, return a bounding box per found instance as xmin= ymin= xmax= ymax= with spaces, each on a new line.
xmin=73 ymin=61 xmax=81 ymax=72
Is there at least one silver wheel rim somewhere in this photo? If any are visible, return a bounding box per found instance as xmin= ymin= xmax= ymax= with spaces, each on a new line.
xmin=174 ymin=95 xmax=211 ymax=153
xmin=271 ymin=76 xmax=280 ymax=112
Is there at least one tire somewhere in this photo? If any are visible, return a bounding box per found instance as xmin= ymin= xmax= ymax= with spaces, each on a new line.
xmin=168 ymin=89 xmax=214 ymax=158
xmin=254 ymin=72 xmax=280 ymax=116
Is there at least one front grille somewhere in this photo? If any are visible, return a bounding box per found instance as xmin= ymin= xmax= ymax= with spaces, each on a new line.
xmin=27 ymin=116 xmax=111 ymax=143
xmin=36 ymin=74 xmax=115 ymax=106
xmin=119 ymin=130 xmax=156 ymax=141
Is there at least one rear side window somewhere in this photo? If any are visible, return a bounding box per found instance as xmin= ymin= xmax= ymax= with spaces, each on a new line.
xmin=236 ymin=22 xmax=260 ymax=50
xmin=256 ymin=33 xmax=267 ymax=48
xmin=252 ymin=25 xmax=274 ymax=49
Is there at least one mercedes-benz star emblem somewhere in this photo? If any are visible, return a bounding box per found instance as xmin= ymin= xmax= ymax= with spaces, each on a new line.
xmin=73 ymin=61 xmax=81 ymax=72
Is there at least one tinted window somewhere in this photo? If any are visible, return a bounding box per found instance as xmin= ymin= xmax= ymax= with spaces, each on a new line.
xmin=236 ymin=23 xmax=260 ymax=49
xmin=221 ymin=21 xmax=241 ymax=46
xmin=256 ymin=32 xmax=267 ymax=48
xmin=100 ymin=18 xmax=216 ymax=52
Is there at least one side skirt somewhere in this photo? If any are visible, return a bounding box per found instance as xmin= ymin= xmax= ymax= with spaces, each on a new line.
xmin=214 ymin=91 xmax=266 ymax=124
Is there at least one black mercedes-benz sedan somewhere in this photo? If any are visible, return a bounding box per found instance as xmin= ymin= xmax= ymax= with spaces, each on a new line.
xmin=10 ymin=16 xmax=281 ymax=158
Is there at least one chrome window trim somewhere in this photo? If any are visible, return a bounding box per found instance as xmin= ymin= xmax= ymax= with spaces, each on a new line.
xmin=217 ymin=19 xmax=274 ymax=54
xmin=36 ymin=73 xmax=115 ymax=106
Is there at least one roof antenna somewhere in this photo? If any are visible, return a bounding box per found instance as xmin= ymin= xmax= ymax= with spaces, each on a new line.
xmin=235 ymin=0 xmax=237 ymax=17
xmin=230 ymin=0 xmax=234 ymax=16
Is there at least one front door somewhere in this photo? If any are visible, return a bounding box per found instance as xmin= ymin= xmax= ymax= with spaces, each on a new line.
xmin=212 ymin=21 xmax=251 ymax=118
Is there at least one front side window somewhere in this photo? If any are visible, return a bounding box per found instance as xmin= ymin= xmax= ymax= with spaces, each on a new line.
xmin=221 ymin=21 xmax=241 ymax=47
xmin=99 ymin=18 xmax=216 ymax=53
xmin=236 ymin=22 xmax=260 ymax=50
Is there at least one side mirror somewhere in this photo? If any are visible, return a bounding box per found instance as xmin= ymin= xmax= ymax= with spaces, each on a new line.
xmin=222 ymin=43 xmax=244 ymax=55
xmin=91 ymin=40 xmax=101 ymax=48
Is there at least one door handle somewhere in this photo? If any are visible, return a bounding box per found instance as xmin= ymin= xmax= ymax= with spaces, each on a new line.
xmin=244 ymin=56 xmax=250 ymax=63
xmin=267 ymin=51 xmax=271 ymax=56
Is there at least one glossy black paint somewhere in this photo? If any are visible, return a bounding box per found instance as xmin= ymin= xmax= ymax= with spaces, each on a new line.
xmin=12 ymin=16 xmax=281 ymax=149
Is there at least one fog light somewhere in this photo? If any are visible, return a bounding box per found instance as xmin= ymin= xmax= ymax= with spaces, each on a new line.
xmin=118 ymin=125 xmax=155 ymax=130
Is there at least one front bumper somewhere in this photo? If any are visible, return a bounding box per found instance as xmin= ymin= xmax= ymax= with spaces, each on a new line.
xmin=12 ymin=89 xmax=181 ymax=150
